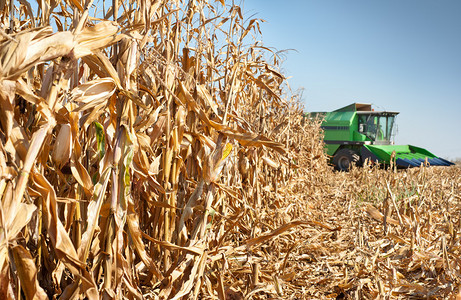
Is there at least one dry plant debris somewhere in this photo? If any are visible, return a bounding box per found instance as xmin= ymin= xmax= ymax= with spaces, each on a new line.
xmin=0 ymin=0 xmax=460 ymax=299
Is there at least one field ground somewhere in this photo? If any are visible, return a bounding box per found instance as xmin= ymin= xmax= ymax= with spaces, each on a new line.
xmin=219 ymin=165 xmax=461 ymax=299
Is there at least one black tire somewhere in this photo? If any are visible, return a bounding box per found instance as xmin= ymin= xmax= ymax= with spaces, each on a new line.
xmin=332 ymin=148 xmax=361 ymax=171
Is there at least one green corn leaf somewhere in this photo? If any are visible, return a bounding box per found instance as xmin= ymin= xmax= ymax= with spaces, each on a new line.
xmin=94 ymin=121 xmax=106 ymax=159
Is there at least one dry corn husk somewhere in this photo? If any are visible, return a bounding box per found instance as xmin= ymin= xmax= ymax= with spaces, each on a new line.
xmin=52 ymin=123 xmax=72 ymax=166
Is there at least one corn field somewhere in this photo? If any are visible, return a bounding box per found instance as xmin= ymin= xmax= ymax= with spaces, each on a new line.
xmin=1 ymin=0 xmax=461 ymax=299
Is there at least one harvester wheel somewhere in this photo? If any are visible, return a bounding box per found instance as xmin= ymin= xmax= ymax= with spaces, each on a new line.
xmin=332 ymin=149 xmax=360 ymax=171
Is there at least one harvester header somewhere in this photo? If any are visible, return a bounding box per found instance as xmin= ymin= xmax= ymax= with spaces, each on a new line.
xmin=308 ymin=103 xmax=454 ymax=171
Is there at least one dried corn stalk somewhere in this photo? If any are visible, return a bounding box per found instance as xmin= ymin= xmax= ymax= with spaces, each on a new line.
xmin=0 ymin=0 xmax=328 ymax=298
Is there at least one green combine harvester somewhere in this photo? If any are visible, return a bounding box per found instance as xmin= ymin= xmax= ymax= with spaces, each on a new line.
xmin=309 ymin=103 xmax=454 ymax=171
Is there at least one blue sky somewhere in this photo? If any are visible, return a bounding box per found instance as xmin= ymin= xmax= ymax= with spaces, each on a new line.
xmin=243 ymin=0 xmax=461 ymax=159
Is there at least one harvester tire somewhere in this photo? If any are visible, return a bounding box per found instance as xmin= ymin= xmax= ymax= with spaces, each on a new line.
xmin=333 ymin=149 xmax=360 ymax=171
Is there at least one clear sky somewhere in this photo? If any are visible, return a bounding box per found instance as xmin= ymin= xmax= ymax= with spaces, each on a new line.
xmin=243 ymin=0 xmax=461 ymax=160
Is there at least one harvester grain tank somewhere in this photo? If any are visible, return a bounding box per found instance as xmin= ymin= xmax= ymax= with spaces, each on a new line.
xmin=309 ymin=103 xmax=454 ymax=171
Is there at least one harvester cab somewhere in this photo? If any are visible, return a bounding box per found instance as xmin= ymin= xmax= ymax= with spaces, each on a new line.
xmin=309 ymin=103 xmax=454 ymax=171
xmin=357 ymin=111 xmax=397 ymax=145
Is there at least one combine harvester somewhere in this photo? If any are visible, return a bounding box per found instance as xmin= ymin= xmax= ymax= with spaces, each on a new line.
xmin=309 ymin=103 xmax=454 ymax=171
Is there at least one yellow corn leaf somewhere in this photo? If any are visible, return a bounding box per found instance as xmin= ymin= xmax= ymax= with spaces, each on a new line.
xmin=222 ymin=142 xmax=232 ymax=160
